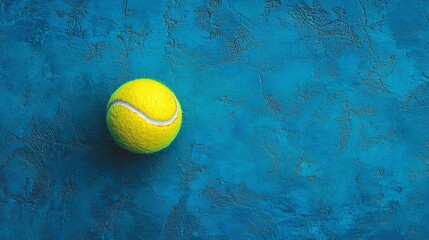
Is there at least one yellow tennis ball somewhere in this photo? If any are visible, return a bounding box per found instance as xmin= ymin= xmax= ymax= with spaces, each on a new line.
xmin=106 ymin=79 xmax=182 ymax=154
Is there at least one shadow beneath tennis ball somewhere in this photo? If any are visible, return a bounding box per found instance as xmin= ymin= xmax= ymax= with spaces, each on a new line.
xmin=86 ymin=112 xmax=149 ymax=166
xmin=102 ymin=132 xmax=149 ymax=165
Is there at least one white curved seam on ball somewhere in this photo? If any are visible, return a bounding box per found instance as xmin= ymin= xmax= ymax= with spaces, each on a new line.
xmin=108 ymin=98 xmax=179 ymax=127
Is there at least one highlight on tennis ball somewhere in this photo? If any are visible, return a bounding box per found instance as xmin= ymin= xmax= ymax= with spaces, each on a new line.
xmin=106 ymin=79 xmax=182 ymax=154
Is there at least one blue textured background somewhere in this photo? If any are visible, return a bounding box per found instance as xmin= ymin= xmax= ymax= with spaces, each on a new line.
xmin=1 ymin=0 xmax=429 ymax=239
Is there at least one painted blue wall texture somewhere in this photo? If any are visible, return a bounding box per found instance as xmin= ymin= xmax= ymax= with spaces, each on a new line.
xmin=1 ymin=0 xmax=429 ymax=239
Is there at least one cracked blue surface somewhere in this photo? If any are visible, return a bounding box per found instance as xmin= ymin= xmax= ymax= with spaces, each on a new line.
xmin=1 ymin=0 xmax=429 ymax=239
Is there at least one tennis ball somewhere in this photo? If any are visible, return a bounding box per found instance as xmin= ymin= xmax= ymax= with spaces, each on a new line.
xmin=106 ymin=79 xmax=182 ymax=154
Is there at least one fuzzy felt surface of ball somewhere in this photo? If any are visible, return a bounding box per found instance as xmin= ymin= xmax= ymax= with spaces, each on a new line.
xmin=106 ymin=79 xmax=182 ymax=154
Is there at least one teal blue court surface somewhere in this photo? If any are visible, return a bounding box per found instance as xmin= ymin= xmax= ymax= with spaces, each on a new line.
xmin=1 ymin=1 xmax=429 ymax=239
